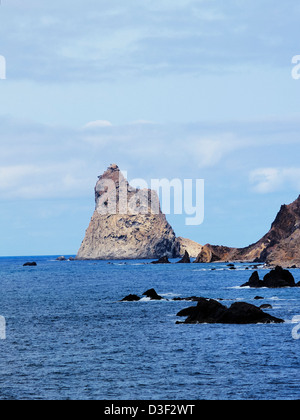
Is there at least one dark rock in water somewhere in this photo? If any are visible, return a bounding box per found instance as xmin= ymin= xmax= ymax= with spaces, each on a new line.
xmin=218 ymin=302 xmax=283 ymax=324
xmin=121 ymin=294 xmax=141 ymax=302
xmin=254 ymin=296 xmax=264 ymax=300
xmin=176 ymin=298 xmax=284 ymax=324
xmin=260 ymin=304 xmax=272 ymax=309
xmin=176 ymin=250 xmax=191 ymax=264
xmin=176 ymin=298 xmax=227 ymax=324
xmin=173 ymin=296 xmax=205 ymax=302
xmin=241 ymin=271 xmax=263 ymax=288
xmin=176 ymin=306 xmax=200 ymax=318
xmin=263 ymin=266 xmax=296 ymax=288
xmin=241 ymin=266 xmax=297 ymax=288
xmin=23 ymin=262 xmax=37 ymax=267
xmin=143 ymin=288 xmax=163 ymax=300
xmin=56 ymin=256 xmax=66 ymax=261
xmin=151 ymin=256 xmax=171 ymax=264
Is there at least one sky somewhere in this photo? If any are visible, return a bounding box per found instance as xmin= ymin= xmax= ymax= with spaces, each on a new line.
xmin=0 ymin=0 xmax=300 ymax=256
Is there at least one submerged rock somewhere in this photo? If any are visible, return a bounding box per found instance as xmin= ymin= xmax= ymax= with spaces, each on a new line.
xmin=176 ymin=298 xmax=284 ymax=324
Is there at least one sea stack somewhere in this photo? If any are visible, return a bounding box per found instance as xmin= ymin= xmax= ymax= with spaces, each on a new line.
xmin=76 ymin=164 xmax=180 ymax=260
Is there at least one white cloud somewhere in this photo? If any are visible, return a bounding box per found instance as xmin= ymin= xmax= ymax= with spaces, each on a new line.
xmin=0 ymin=161 xmax=92 ymax=200
xmin=84 ymin=120 xmax=113 ymax=129
xmin=250 ymin=167 xmax=300 ymax=193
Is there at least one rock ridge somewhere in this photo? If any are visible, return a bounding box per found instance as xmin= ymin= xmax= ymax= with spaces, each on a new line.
xmin=194 ymin=195 xmax=300 ymax=267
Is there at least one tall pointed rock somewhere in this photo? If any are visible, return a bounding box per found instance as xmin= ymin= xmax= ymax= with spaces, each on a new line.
xmin=76 ymin=164 xmax=180 ymax=260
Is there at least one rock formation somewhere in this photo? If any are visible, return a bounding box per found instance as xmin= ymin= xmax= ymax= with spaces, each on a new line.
xmin=176 ymin=298 xmax=284 ymax=324
xmin=176 ymin=250 xmax=191 ymax=263
xmin=177 ymin=237 xmax=203 ymax=258
xmin=241 ymin=266 xmax=299 ymax=288
xmin=76 ymin=164 xmax=180 ymax=260
xmin=194 ymin=195 xmax=300 ymax=267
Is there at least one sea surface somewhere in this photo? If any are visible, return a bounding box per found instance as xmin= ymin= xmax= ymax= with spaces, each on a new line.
xmin=0 ymin=256 xmax=300 ymax=400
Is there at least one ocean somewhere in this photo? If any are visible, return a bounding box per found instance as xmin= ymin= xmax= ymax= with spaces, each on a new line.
xmin=0 ymin=256 xmax=299 ymax=400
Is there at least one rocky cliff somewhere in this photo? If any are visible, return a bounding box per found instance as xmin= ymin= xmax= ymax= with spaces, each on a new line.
xmin=76 ymin=164 xmax=180 ymax=260
xmin=177 ymin=237 xmax=203 ymax=258
xmin=194 ymin=195 xmax=300 ymax=267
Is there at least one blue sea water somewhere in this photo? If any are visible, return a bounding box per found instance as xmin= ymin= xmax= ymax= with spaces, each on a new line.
xmin=0 ymin=256 xmax=300 ymax=400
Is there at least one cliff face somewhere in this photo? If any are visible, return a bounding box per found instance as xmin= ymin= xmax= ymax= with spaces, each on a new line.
xmin=76 ymin=164 xmax=180 ymax=260
xmin=194 ymin=195 xmax=300 ymax=267
xmin=177 ymin=237 xmax=203 ymax=258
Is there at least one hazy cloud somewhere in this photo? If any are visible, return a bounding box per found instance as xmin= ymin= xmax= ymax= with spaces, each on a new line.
xmin=1 ymin=0 xmax=299 ymax=82
xmin=250 ymin=167 xmax=300 ymax=194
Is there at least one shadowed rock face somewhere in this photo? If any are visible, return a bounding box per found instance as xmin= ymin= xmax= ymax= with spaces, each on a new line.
xmin=76 ymin=164 xmax=180 ymax=260
xmin=194 ymin=195 xmax=300 ymax=267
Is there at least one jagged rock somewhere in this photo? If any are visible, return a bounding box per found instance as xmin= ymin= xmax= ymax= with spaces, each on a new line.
xmin=241 ymin=271 xmax=263 ymax=287
xmin=241 ymin=266 xmax=297 ymax=288
xmin=23 ymin=262 xmax=37 ymax=267
xmin=76 ymin=164 xmax=180 ymax=260
xmin=194 ymin=195 xmax=300 ymax=267
xmin=176 ymin=250 xmax=191 ymax=264
xmin=176 ymin=298 xmax=284 ymax=324
xmin=142 ymin=288 xmax=163 ymax=300
xmin=121 ymin=294 xmax=141 ymax=302
xmin=56 ymin=256 xmax=66 ymax=261
xmin=151 ymin=256 xmax=171 ymax=264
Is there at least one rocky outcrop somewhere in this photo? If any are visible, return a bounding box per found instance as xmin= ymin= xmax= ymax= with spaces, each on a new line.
xmin=193 ymin=244 xmax=236 ymax=263
xmin=194 ymin=195 xmax=300 ymax=267
xmin=142 ymin=289 xmax=164 ymax=300
xmin=23 ymin=262 xmax=37 ymax=267
xmin=176 ymin=250 xmax=191 ymax=264
xmin=177 ymin=237 xmax=203 ymax=258
xmin=241 ymin=266 xmax=299 ymax=288
xmin=76 ymin=164 xmax=180 ymax=260
xmin=176 ymin=298 xmax=284 ymax=324
xmin=151 ymin=256 xmax=171 ymax=264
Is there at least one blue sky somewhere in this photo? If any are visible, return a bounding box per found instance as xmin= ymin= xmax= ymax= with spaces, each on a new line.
xmin=0 ymin=0 xmax=300 ymax=256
